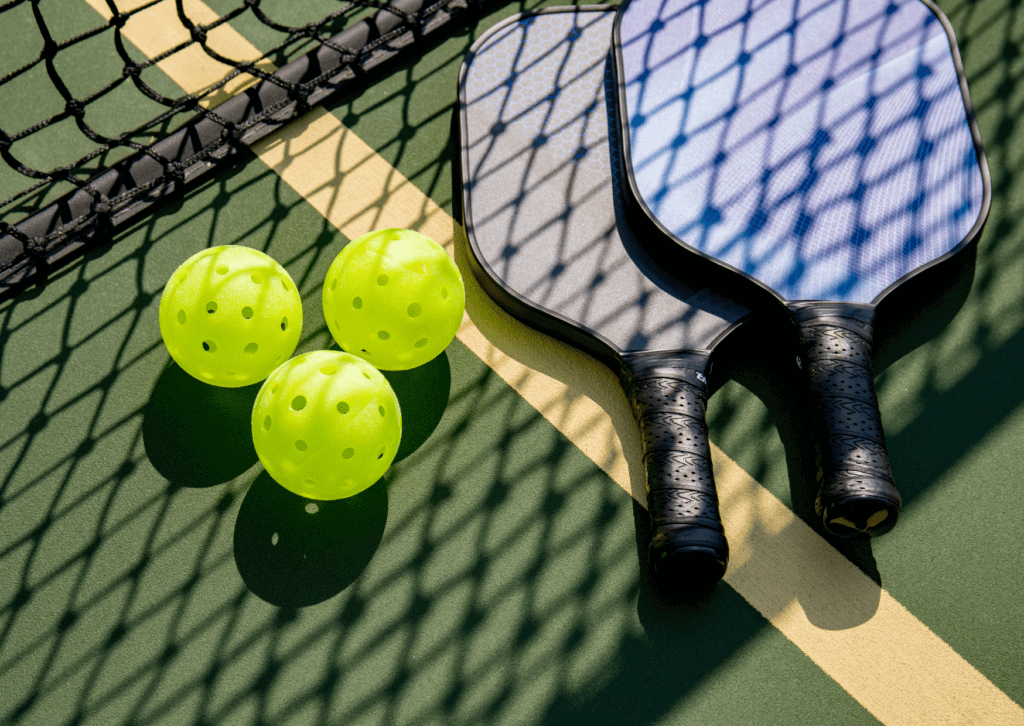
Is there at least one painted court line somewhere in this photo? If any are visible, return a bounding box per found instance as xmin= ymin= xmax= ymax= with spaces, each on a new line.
xmin=85 ymin=1 xmax=1024 ymax=724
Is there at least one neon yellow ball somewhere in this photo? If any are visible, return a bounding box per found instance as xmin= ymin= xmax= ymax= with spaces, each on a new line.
xmin=323 ymin=228 xmax=465 ymax=370
xmin=159 ymin=246 xmax=302 ymax=387
xmin=251 ymin=350 xmax=402 ymax=500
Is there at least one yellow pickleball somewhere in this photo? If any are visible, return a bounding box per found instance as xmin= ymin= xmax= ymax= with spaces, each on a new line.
xmin=159 ymin=246 xmax=302 ymax=387
xmin=322 ymin=228 xmax=465 ymax=370
xmin=251 ymin=351 xmax=402 ymax=500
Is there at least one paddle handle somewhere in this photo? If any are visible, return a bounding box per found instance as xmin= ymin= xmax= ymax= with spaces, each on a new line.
xmin=789 ymin=302 xmax=902 ymax=537
xmin=622 ymin=351 xmax=728 ymax=588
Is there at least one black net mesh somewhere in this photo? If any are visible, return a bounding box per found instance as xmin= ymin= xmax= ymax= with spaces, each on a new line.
xmin=0 ymin=0 xmax=491 ymax=302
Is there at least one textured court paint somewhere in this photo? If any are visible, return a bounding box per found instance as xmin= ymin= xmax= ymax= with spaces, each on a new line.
xmin=716 ymin=454 xmax=1024 ymax=726
xmin=88 ymin=1 xmax=1024 ymax=723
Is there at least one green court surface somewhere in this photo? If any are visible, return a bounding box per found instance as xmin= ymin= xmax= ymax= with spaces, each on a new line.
xmin=1 ymin=1 xmax=1022 ymax=725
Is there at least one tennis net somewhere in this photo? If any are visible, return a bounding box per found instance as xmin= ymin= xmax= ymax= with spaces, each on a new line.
xmin=0 ymin=0 xmax=496 ymax=302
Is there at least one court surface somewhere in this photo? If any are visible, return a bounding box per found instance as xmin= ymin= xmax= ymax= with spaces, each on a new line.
xmin=1 ymin=1 xmax=1022 ymax=724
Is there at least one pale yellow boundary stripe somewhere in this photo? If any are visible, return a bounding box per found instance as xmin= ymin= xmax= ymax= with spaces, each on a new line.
xmin=86 ymin=2 xmax=1024 ymax=724
xmin=91 ymin=0 xmax=276 ymax=108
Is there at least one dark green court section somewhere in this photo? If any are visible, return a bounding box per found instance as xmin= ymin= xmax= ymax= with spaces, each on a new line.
xmin=1 ymin=0 xmax=1022 ymax=723
xmin=0 ymin=128 xmax=880 ymax=724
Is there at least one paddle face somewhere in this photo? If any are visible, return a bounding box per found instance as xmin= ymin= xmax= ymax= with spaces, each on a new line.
xmin=460 ymin=8 xmax=747 ymax=361
xmin=458 ymin=7 xmax=751 ymax=589
xmin=615 ymin=0 xmax=987 ymax=304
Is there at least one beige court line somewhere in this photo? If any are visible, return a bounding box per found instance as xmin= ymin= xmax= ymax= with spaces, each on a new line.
xmin=87 ymin=2 xmax=1024 ymax=724
xmin=89 ymin=0 xmax=276 ymax=108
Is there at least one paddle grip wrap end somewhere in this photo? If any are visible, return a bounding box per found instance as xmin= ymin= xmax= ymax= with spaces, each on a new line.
xmin=621 ymin=351 xmax=728 ymax=588
xmin=789 ymin=302 xmax=902 ymax=538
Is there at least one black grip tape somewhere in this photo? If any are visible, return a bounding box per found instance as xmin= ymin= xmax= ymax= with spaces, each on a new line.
xmin=790 ymin=302 xmax=902 ymax=538
xmin=621 ymin=351 xmax=728 ymax=586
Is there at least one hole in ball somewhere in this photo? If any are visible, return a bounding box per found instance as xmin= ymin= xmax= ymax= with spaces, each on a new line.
xmin=203 ymin=340 xmax=217 ymax=352
xmin=320 ymin=366 xmax=337 ymax=375
xmin=353 ymin=297 xmax=362 ymax=309
xmin=378 ymin=405 xmax=385 ymax=416
xmin=305 ymin=502 xmax=319 ymax=514
xmin=216 ymin=265 xmax=229 ymax=275
xmin=378 ymin=330 xmax=390 ymax=340
xmin=251 ymin=273 xmax=264 ymax=284
xmin=414 ymin=338 xmax=428 ymax=348
xmin=295 ymin=440 xmax=307 ymax=451
xmin=244 ymin=342 xmax=259 ymax=355
xmin=329 ymin=278 xmax=337 ymax=292
xmin=342 ymin=448 xmax=355 ymax=459
xmin=378 ymin=448 xmax=385 ymax=459
xmin=177 ymin=310 xmax=186 ymax=324
xmin=291 ymin=396 xmax=306 ymax=411
xmin=337 ymin=401 xmax=349 ymax=414
xmin=280 ymin=317 xmax=288 ymax=331
xmin=206 ymin=301 xmax=218 ymax=314
xmin=280 ymin=279 xmax=290 ymax=292
xmin=377 ymin=274 xmax=389 ymax=286
xmin=241 ymin=306 xmax=254 ymax=319
xmin=407 ymin=303 xmax=422 ymax=318
xmin=441 ymin=287 xmax=449 ymax=299
xmin=263 ymin=415 xmax=272 ymax=430
xmin=362 ymin=371 xmax=372 ymax=380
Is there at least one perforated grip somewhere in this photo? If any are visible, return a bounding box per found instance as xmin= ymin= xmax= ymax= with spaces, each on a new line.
xmin=789 ymin=302 xmax=902 ymax=538
xmin=621 ymin=351 xmax=728 ymax=587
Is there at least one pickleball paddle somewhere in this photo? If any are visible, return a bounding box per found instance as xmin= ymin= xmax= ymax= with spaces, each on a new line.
xmin=612 ymin=0 xmax=990 ymax=537
xmin=457 ymin=6 xmax=754 ymax=587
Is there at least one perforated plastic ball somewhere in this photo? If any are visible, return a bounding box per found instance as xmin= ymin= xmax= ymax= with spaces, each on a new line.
xmin=323 ymin=228 xmax=465 ymax=370
xmin=159 ymin=246 xmax=302 ymax=387
xmin=251 ymin=350 xmax=402 ymax=500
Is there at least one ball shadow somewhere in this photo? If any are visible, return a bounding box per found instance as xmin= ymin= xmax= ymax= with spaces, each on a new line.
xmin=382 ymin=350 xmax=451 ymax=462
xmin=234 ymin=471 xmax=388 ymax=607
xmin=142 ymin=361 xmax=261 ymax=487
